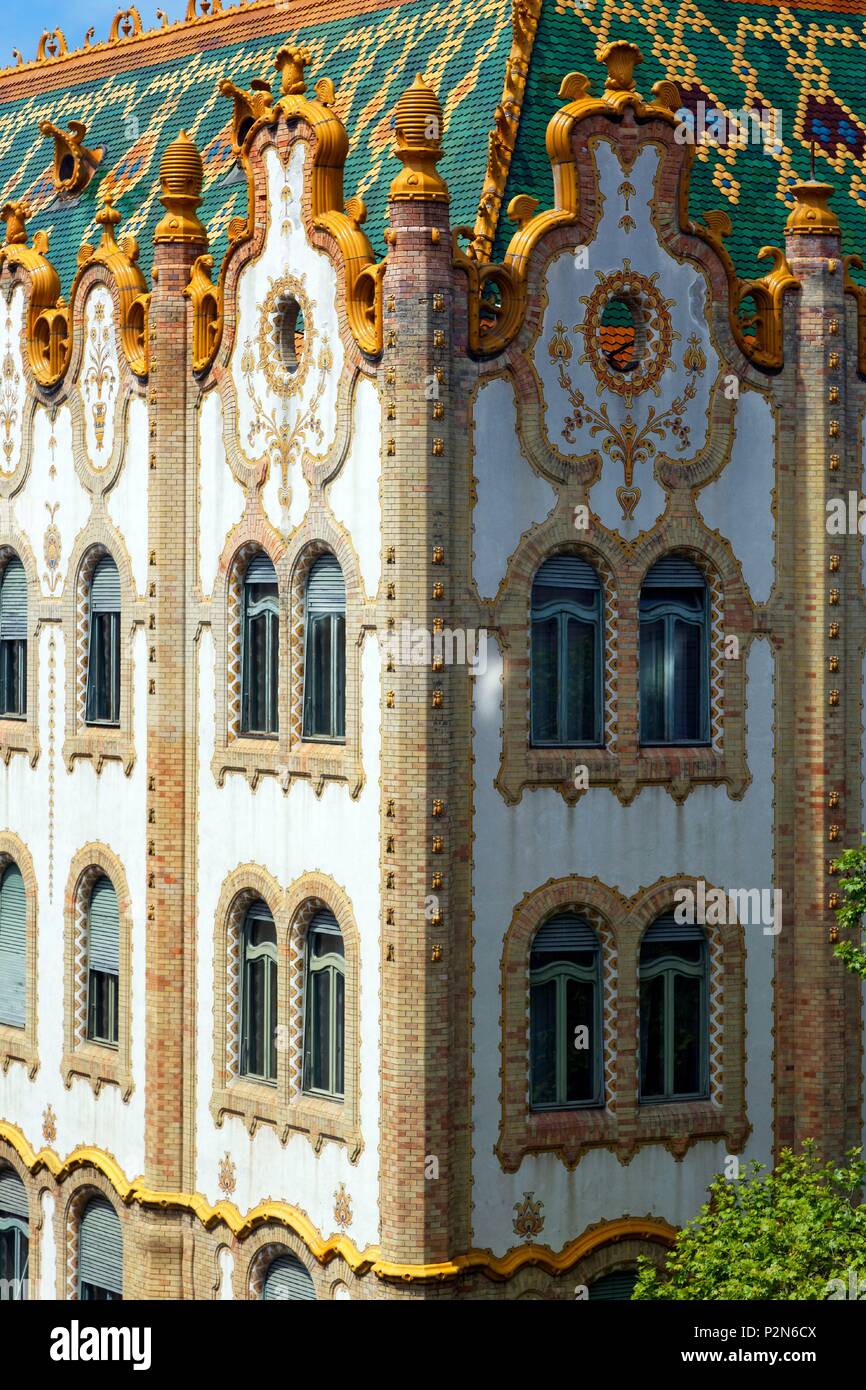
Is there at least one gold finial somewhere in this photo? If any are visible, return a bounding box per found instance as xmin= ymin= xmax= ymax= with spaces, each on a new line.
xmin=38 ymin=117 xmax=102 ymax=195
xmin=275 ymin=45 xmax=311 ymax=96
xmin=95 ymin=174 xmax=122 ymax=245
xmin=154 ymin=130 xmax=207 ymax=246
xmin=1 ymin=200 xmax=31 ymax=246
xmin=785 ymin=180 xmax=840 ymax=237
xmin=390 ymin=74 xmax=448 ymax=203
xmin=598 ymin=40 xmax=643 ymax=93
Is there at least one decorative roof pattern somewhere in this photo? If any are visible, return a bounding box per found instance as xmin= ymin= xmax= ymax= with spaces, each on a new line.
xmin=0 ymin=0 xmax=514 ymax=290
xmin=497 ymin=0 xmax=866 ymax=279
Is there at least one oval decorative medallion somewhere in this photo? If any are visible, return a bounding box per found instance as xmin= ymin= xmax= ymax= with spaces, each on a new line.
xmin=256 ymin=273 xmax=315 ymax=399
xmin=578 ymin=261 xmax=677 ymax=402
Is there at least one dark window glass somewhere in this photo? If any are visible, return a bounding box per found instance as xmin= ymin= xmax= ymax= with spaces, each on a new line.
xmin=639 ymin=918 xmax=708 ymax=1102
xmin=241 ymin=906 xmax=277 ymax=1083
xmin=530 ymin=557 xmax=603 ymax=747
xmin=529 ymin=915 xmax=602 ymax=1109
xmin=0 ymin=558 xmax=26 ymax=718
xmin=303 ymin=914 xmax=345 ymax=1100
xmin=241 ymin=559 xmax=279 ymax=736
xmin=639 ymin=560 xmax=709 ymax=745
xmin=303 ymin=557 xmax=346 ymax=741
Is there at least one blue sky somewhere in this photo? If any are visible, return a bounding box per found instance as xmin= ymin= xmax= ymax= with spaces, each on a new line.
xmin=1 ymin=1 xmax=189 ymax=67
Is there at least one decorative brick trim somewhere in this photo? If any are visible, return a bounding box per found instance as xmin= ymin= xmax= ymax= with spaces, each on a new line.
xmin=211 ymin=867 xmax=362 ymax=1161
xmin=242 ymin=1230 xmax=321 ymax=1301
xmin=61 ymin=512 xmax=141 ymax=774
xmin=496 ymin=874 xmax=748 ymax=1171
xmin=0 ymin=831 xmax=38 ymax=1078
xmin=60 ymin=1173 xmax=127 ymax=1301
xmin=61 ymin=843 xmax=133 ymax=1100
xmin=0 ymin=536 xmax=40 ymax=768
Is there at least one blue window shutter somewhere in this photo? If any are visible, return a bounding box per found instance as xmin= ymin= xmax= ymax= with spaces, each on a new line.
xmin=88 ymin=876 xmax=120 ymax=976
xmin=0 ymin=1167 xmax=28 ymax=1220
xmin=588 ymin=1270 xmax=637 ymax=1300
xmin=90 ymin=557 xmax=121 ymax=613
xmin=0 ymin=864 xmax=26 ymax=1027
xmin=245 ymin=553 xmax=278 ymax=585
xmin=79 ymin=1197 xmax=123 ymax=1295
xmin=643 ymin=913 xmax=706 ymax=944
xmin=642 ymin=556 xmax=704 ymax=588
xmin=532 ymin=913 xmax=597 ymax=953
xmin=533 ymin=555 xmax=600 ymax=592
xmin=309 ymin=908 xmax=341 ymax=938
xmin=262 ymin=1253 xmax=315 ymax=1301
xmin=306 ymin=556 xmax=345 ymax=614
xmin=0 ymin=559 xmax=27 ymax=640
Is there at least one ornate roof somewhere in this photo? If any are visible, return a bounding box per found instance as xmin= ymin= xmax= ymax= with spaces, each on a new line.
xmin=1 ymin=0 xmax=864 ymax=295
xmin=0 ymin=0 xmax=515 ymax=290
xmin=497 ymin=0 xmax=866 ymax=279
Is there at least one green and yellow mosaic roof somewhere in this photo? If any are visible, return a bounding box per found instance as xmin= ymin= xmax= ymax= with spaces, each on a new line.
xmin=1 ymin=0 xmax=865 ymax=294
xmin=0 ymin=0 xmax=514 ymax=290
xmin=499 ymin=0 xmax=866 ymax=279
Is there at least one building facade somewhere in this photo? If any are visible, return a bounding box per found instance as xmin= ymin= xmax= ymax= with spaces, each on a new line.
xmin=0 ymin=0 xmax=865 ymax=1300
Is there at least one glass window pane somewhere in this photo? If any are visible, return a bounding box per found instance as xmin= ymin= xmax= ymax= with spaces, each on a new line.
xmin=639 ymin=618 xmax=665 ymax=742
xmin=639 ymin=974 xmax=665 ymax=1098
xmin=564 ymin=617 xmax=597 ymax=744
xmin=565 ymin=977 xmax=596 ymax=1103
xmin=531 ymin=618 xmax=558 ymax=743
xmin=530 ymin=979 xmax=557 ymax=1107
xmin=672 ymin=617 xmax=703 ymax=742
xmin=334 ymin=614 xmax=346 ymax=739
xmin=311 ymin=970 xmax=331 ymax=1092
xmin=673 ymin=973 xmax=703 ymax=1096
xmin=334 ymin=970 xmax=345 ymax=1097
xmin=0 ymin=640 xmax=25 ymax=717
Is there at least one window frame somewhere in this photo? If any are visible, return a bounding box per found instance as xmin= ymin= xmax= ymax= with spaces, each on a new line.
xmin=85 ymin=558 xmax=121 ymax=729
xmin=240 ymin=557 xmax=279 ymax=739
xmin=638 ymin=925 xmax=709 ymax=1104
xmin=302 ymin=917 xmax=346 ymax=1102
xmin=85 ymin=876 xmax=120 ymax=1051
xmin=530 ymin=557 xmax=604 ymax=749
xmin=302 ymin=556 xmax=346 ymax=744
xmin=639 ymin=567 xmax=710 ymax=748
xmin=0 ymin=556 xmax=27 ymax=721
xmin=239 ymin=904 xmax=278 ymax=1085
xmin=529 ymin=931 xmax=604 ymax=1112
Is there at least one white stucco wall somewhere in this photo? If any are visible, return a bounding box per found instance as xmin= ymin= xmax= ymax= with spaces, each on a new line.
xmin=698 ymin=387 xmax=776 ymax=604
xmin=470 ymin=639 xmax=775 ymax=1252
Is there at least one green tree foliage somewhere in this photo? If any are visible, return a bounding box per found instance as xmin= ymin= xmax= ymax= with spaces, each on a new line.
xmin=633 ymin=1144 xmax=866 ymax=1300
xmin=832 ymin=839 xmax=866 ymax=979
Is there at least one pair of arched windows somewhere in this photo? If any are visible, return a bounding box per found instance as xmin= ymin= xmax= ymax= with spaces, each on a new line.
xmin=529 ymin=911 xmax=708 ymax=1110
xmin=240 ymin=553 xmax=346 ymax=742
xmin=239 ymin=901 xmax=345 ymax=1100
xmin=530 ymin=554 xmax=710 ymax=748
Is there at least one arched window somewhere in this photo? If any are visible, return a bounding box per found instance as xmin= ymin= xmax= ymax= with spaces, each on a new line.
xmin=0 ymin=863 xmax=26 ymax=1030
xmin=588 ymin=1269 xmax=637 ymax=1300
xmin=78 ymin=1196 xmax=122 ymax=1301
xmin=0 ymin=558 xmax=26 ymax=718
xmin=241 ymin=554 xmax=279 ymax=737
xmin=262 ymin=1251 xmax=315 ymax=1301
xmin=639 ymin=556 xmax=709 ymax=745
xmin=0 ymin=1168 xmax=28 ymax=1301
xmin=303 ymin=909 xmax=345 ymax=1099
xmin=530 ymin=555 xmax=603 ymax=746
xmin=86 ymin=876 xmax=119 ymax=1048
xmin=302 ymin=556 xmax=345 ymax=742
xmin=86 ymin=556 xmax=121 ymax=726
xmin=530 ymin=913 xmax=603 ymax=1109
xmin=639 ymin=915 xmax=708 ymax=1102
xmin=240 ymin=901 xmax=277 ymax=1083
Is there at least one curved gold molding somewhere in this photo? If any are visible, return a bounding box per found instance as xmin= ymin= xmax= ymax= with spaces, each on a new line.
xmin=0 ymin=1121 xmax=676 ymax=1283
xmin=469 ymin=0 xmax=542 ymax=262
xmin=0 ymin=183 xmax=148 ymax=386
xmin=196 ymin=46 xmax=382 ymax=373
